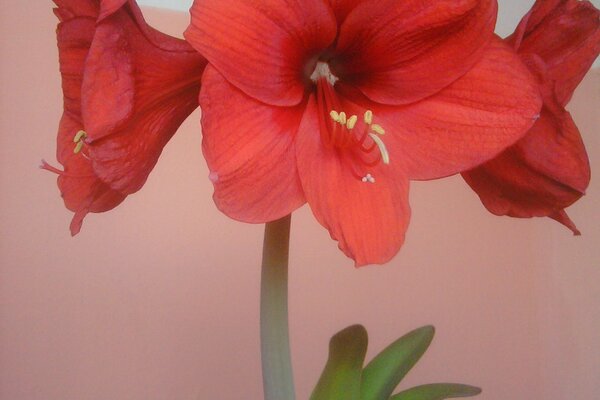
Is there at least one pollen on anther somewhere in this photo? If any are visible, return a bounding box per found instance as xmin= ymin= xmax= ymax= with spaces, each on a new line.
xmin=74 ymin=140 xmax=84 ymax=154
xmin=73 ymin=130 xmax=87 ymax=154
xmin=371 ymin=124 xmax=385 ymax=135
xmin=330 ymin=110 xmax=340 ymax=122
xmin=73 ymin=130 xmax=86 ymax=143
xmin=346 ymin=115 xmax=358 ymax=130
xmin=338 ymin=112 xmax=347 ymax=125
xmin=364 ymin=110 xmax=373 ymax=125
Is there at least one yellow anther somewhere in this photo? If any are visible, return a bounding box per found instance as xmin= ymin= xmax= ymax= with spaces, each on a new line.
xmin=73 ymin=130 xmax=87 ymax=143
xmin=74 ymin=140 xmax=85 ymax=154
xmin=364 ymin=110 xmax=373 ymax=125
xmin=73 ymin=130 xmax=87 ymax=154
xmin=346 ymin=115 xmax=358 ymax=130
xmin=338 ymin=112 xmax=347 ymax=125
xmin=330 ymin=110 xmax=340 ymax=122
xmin=368 ymin=133 xmax=390 ymax=165
xmin=371 ymin=124 xmax=385 ymax=135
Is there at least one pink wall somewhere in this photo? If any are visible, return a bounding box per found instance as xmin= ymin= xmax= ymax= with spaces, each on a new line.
xmin=1 ymin=4 xmax=598 ymax=400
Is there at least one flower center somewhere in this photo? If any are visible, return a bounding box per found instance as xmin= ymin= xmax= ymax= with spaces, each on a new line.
xmin=310 ymin=61 xmax=339 ymax=86
xmin=312 ymin=62 xmax=390 ymax=183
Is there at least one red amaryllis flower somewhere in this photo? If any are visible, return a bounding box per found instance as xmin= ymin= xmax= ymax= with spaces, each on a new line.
xmin=462 ymin=0 xmax=600 ymax=235
xmin=43 ymin=0 xmax=206 ymax=235
xmin=186 ymin=0 xmax=542 ymax=266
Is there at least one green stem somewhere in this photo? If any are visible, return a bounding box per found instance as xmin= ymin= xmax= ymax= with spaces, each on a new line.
xmin=260 ymin=214 xmax=295 ymax=400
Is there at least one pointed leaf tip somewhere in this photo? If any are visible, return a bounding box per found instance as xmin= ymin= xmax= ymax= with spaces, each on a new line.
xmin=390 ymin=383 xmax=482 ymax=400
xmin=310 ymin=325 xmax=368 ymax=400
xmin=360 ymin=325 xmax=435 ymax=400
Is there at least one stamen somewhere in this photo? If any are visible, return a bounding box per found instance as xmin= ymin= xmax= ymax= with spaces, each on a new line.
xmin=74 ymin=141 xmax=85 ymax=154
xmin=330 ymin=110 xmax=340 ymax=122
xmin=371 ymin=124 xmax=385 ymax=135
xmin=314 ymin=79 xmax=390 ymax=182
xmin=346 ymin=115 xmax=358 ymax=130
xmin=73 ymin=130 xmax=86 ymax=143
xmin=368 ymin=133 xmax=390 ymax=165
xmin=364 ymin=110 xmax=373 ymax=125
xmin=73 ymin=130 xmax=88 ymax=154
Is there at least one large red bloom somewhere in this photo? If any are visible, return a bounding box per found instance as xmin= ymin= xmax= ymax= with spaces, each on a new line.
xmin=44 ymin=0 xmax=206 ymax=235
xmin=185 ymin=0 xmax=542 ymax=266
xmin=462 ymin=0 xmax=600 ymax=234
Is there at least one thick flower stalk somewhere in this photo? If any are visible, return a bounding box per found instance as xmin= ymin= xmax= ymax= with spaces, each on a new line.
xmin=186 ymin=0 xmax=542 ymax=266
xmin=44 ymin=0 xmax=206 ymax=235
xmin=462 ymin=0 xmax=600 ymax=234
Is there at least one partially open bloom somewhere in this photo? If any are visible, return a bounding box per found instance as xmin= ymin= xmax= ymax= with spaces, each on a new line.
xmin=44 ymin=0 xmax=206 ymax=235
xmin=186 ymin=0 xmax=542 ymax=266
xmin=462 ymin=0 xmax=600 ymax=234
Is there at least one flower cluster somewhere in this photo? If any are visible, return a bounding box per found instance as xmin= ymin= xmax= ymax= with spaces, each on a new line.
xmin=47 ymin=0 xmax=599 ymax=265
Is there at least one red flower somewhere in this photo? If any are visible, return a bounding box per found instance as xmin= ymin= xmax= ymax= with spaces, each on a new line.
xmin=44 ymin=0 xmax=206 ymax=235
xmin=462 ymin=0 xmax=600 ymax=234
xmin=186 ymin=0 xmax=542 ymax=266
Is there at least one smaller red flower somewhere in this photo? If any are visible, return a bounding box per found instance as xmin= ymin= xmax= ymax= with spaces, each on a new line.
xmin=462 ymin=0 xmax=600 ymax=234
xmin=44 ymin=0 xmax=206 ymax=235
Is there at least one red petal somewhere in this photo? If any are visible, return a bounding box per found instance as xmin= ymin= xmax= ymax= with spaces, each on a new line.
xmin=327 ymin=0 xmax=368 ymax=26
xmin=83 ymin=2 xmax=206 ymax=194
xmin=98 ymin=0 xmax=128 ymax=21
xmin=185 ymin=0 xmax=337 ymax=107
xmin=514 ymin=108 xmax=589 ymax=194
xmin=339 ymin=37 xmax=542 ymax=180
xmin=333 ymin=0 xmax=497 ymax=105
xmin=81 ymin=16 xmax=135 ymax=142
xmin=509 ymin=0 xmax=600 ymax=105
xmin=461 ymin=107 xmax=589 ymax=226
xmin=549 ymin=210 xmax=581 ymax=236
xmin=53 ymin=0 xmax=99 ymax=21
xmin=55 ymin=15 xmax=95 ymax=131
xmin=507 ymin=0 xmax=562 ymax=48
xmin=199 ymin=66 xmax=306 ymax=223
xmin=295 ymin=96 xmax=410 ymax=266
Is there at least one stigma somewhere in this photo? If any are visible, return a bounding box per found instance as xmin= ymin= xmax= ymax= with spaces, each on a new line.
xmin=362 ymin=173 xmax=375 ymax=183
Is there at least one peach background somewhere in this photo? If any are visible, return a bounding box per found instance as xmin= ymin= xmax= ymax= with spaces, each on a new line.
xmin=1 ymin=3 xmax=599 ymax=400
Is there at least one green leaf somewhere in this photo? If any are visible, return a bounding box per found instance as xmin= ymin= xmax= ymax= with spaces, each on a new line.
xmin=360 ymin=325 xmax=435 ymax=400
xmin=310 ymin=325 xmax=368 ymax=400
xmin=389 ymin=384 xmax=482 ymax=400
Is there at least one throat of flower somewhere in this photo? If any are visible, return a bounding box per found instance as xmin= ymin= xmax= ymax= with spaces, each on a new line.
xmin=313 ymin=67 xmax=390 ymax=183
